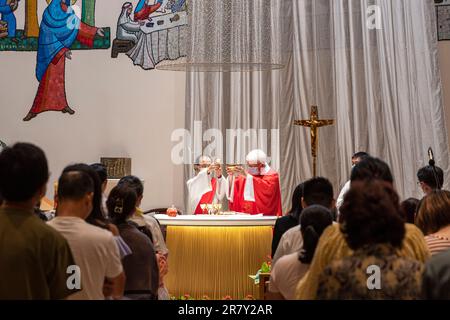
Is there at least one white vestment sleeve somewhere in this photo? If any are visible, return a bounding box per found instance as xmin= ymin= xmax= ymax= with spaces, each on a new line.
xmin=122 ymin=21 xmax=142 ymax=33
xmin=215 ymin=176 xmax=228 ymax=202
xmin=186 ymin=169 xmax=212 ymax=213
xmin=243 ymin=174 xmax=256 ymax=202
xmin=336 ymin=180 xmax=351 ymax=219
xmin=227 ymin=175 xmax=234 ymax=202
xmin=336 ymin=180 xmax=351 ymax=209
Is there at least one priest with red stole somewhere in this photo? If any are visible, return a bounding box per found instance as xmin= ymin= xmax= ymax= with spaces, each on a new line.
xmin=227 ymin=149 xmax=282 ymax=216
xmin=187 ymin=156 xmax=228 ymax=214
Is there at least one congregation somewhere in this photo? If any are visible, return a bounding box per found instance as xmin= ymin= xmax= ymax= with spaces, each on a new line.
xmin=1 ymin=143 xmax=450 ymax=300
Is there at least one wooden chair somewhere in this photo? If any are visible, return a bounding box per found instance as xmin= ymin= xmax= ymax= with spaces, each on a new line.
xmin=259 ymin=273 xmax=271 ymax=300
xmin=111 ymin=38 xmax=135 ymax=58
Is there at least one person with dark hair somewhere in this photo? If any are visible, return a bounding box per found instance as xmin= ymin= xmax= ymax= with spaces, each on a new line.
xmin=301 ymin=177 xmax=335 ymax=208
xmin=48 ymin=171 xmax=125 ymax=300
xmin=90 ymin=163 xmax=108 ymax=186
xmin=296 ymin=157 xmax=429 ymax=300
xmin=317 ymin=180 xmax=423 ymax=300
xmin=90 ymin=163 xmax=108 ymax=215
xmin=336 ymin=152 xmax=369 ymax=214
xmin=63 ymin=164 xmax=107 ymax=225
xmin=350 ymin=156 xmax=394 ymax=184
xmin=62 ymin=164 xmax=131 ymax=260
xmin=401 ymin=198 xmax=419 ymax=224
xmin=117 ymin=175 xmax=169 ymax=299
xmin=415 ymin=190 xmax=450 ymax=256
xmin=0 ymin=143 xmax=77 ymax=299
xmin=272 ymin=177 xmax=335 ymax=265
xmin=118 ymin=175 xmax=168 ymax=256
xmin=268 ymin=205 xmax=332 ymax=300
xmin=107 ymin=185 xmax=160 ymax=300
xmin=271 ymin=183 xmax=304 ymax=258
xmin=417 ymin=165 xmax=444 ymax=195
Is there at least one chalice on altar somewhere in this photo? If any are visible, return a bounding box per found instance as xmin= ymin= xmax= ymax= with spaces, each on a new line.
xmin=213 ymin=203 xmax=222 ymax=215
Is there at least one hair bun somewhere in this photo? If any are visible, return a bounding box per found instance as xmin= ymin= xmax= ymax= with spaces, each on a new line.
xmin=114 ymin=198 xmax=124 ymax=214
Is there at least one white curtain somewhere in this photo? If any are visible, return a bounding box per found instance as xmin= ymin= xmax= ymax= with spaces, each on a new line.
xmin=184 ymin=0 xmax=450 ymax=213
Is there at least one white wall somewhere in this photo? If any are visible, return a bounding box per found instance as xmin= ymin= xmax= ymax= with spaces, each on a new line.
xmin=0 ymin=0 xmax=186 ymax=210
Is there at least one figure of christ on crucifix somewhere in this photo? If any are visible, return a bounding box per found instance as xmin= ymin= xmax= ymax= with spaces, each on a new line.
xmin=294 ymin=106 xmax=334 ymax=177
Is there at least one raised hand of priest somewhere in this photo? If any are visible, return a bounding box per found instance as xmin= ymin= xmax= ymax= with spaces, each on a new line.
xmin=65 ymin=50 xmax=72 ymax=60
xmin=235 ymin=166 xmax=247 ymax=176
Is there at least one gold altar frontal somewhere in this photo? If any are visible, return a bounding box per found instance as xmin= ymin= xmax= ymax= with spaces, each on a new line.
xmin=155 ymin=214 xmax=276 ymax=300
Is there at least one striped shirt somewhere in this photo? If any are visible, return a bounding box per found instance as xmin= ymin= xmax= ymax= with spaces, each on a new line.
xmin=425 ymin=234 xmax=450 ymax=256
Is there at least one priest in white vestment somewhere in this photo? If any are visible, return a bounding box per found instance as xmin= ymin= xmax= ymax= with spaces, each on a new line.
xmin=187 ymin=156 xmax=228 ymax=214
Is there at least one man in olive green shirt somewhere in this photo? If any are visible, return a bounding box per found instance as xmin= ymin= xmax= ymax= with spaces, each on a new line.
xmin=0 ymin=143 xmax=77 ymax=300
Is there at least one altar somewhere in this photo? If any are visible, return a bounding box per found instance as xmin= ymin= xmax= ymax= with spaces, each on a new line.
xmin=154 ymin=214 xmax=276 ymax=300
xmin=127 ymin=11 xmax=188 ymax=70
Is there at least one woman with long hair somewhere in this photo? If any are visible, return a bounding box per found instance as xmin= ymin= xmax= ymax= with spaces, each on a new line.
xmin=107 ymin=185 xmax=159 ymax=300
xmin=268 ymin=205 xmax=333 ymax=300
xmin=415 ymin=190 xmax=450 ymax=256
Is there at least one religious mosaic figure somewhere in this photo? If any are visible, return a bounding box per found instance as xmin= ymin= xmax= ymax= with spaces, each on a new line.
xmin=117 ymin=2 xmax=141 ymax=43
xmin=113 ymin=0 xmax=187 ymax=70
xmin=23 ymin=0 xmax=104 ymax=121
xmin=134 ymin=0 xmax=164 ymax=22
xmin=0 ymin=0 xmax=18 ymax=38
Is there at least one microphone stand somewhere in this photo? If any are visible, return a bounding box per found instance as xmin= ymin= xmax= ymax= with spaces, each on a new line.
xmin=428 ymin=148 xmax=442 ymax=190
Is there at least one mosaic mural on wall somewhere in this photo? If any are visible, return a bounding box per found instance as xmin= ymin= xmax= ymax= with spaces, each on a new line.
xmin=112 ymin=0 xmax=187 ymax=70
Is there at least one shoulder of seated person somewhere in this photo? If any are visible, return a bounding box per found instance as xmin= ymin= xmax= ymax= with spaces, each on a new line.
xmin=277 ymin=252 xmax=300 ymax=266
xmin=404 ymin=223 xmax=422 ymax=234
xmin=284 ymin=225 xmax=300 ymax=236
xmin=93 ymin=223 xmax=119 ymax=237
xmin=44 ymin=221 xmax=73 ymax=243
xmin=84 ymin=222 xmax=119 ymax=238
xmin=321 ymin=224 xmax=345 ymax=244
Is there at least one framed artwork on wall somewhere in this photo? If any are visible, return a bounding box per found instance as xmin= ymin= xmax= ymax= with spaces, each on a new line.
xmin=436 ymin=0 xmax=450 ymax=41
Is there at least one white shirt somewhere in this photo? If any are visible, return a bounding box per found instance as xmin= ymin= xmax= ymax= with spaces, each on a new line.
xmin=272 ymin=226 xmax=303 ymax=266
xmin=186 ymin=169 xmax=228 ymax=213
xmin=131 ymin=211 xmax=169 ymax=256
xmin=269 ymin=252 xmax=309 ymax=300
xmin=47 ymin=217 xmax=123 ymax=300
xmin=336 ymin=180 xmax=351 ymax=218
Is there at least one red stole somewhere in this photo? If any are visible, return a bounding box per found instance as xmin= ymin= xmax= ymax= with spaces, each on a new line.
xmin=229 ymin=171 xmax=282 ymax=216
xmin=194 ymin=178 xmax=217 ymax=214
